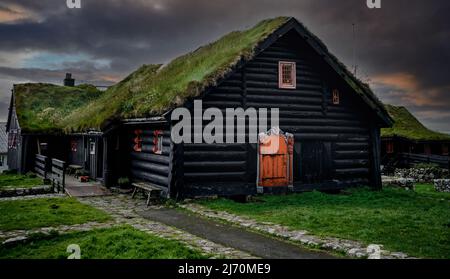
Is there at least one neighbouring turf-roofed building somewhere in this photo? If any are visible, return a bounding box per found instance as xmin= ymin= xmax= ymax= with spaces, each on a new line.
xmin=7 ymin=17 xmax=393 ymax=197
xmin=6 ymin=80 xmax=105 ymax=175
xmin=381 ymin=105 xmax=450 ymax=168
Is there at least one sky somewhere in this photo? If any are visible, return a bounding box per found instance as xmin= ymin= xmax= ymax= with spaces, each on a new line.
xmin=0 ymin=0 xmax=449 ymax=133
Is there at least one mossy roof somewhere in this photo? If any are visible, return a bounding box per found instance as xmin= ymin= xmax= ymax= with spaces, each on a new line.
xmin=63 ymin=17 xmax=290 ymax=132
xmin=381 ymin=104 xmax=450 ymax=141
xmin=13 ymin=83 xmax=103 ymax=134
xmin=13 ymin=17 xmax=392 ymax=134
xmin=61 ymin=64 xmax=162 ymax=132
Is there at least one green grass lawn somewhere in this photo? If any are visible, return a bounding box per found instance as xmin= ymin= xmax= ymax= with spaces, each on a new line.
xmin=198 ymin=185 xmax=450 ymax=259
xmin=0 ymin=226 xmax=207 ymax=259
xmin=0 ymin=173 xmax=44 ymax=189
xmin=0 ymin=198 xmax=111 ymax=231
xmin=415 ymin=183 xmax=450 ymax=201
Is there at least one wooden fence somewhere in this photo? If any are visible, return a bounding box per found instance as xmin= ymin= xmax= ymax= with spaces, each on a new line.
xmin=34 ymin=154 xmax=50 ymax=179
xmin=34 ymin=155 xmax=67 ymax=193
xmin=398 ymin=153 xmax=450 ymax=169
xmin=51 ymin=158 xmax=66 ymax=193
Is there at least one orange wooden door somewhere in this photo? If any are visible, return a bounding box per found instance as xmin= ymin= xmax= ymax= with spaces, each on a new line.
xmin=258 ymin=134 xmax=289 ymax=187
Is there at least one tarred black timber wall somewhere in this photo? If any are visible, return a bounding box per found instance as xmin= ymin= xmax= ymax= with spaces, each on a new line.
xmin=180 ymin=30 xmax=376 ymax=197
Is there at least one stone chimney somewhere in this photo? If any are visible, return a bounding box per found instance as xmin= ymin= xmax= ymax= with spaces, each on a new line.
xmin=64 ymin=73 xmax=75 ymax=87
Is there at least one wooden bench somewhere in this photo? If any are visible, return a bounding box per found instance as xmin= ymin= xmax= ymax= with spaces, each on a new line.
xmin=67 ymin=164 xmax=83 ymax=177
xmin=131 ymin=182 xmax=162 ymax=206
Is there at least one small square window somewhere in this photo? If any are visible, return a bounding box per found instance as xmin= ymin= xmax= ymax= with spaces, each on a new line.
xmin=278 ymin=61 xmax=296 ymax=89
xmin=153 ymin=130 xmax=163 ymax=155
xmin=332 ymin=89 xmax=340 ymax=105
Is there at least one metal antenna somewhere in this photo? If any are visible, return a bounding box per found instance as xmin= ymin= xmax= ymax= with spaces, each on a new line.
xmin=352 ymin=23 xmax=358 ymax=77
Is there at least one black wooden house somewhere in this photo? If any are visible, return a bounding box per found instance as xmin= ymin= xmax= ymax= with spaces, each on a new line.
xmin=7 ymin=17 xmax=393 ymax=198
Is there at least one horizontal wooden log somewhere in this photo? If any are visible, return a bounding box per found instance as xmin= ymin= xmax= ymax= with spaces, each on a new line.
xmin=205 ymin=93 xmax=243 ymax=102
xmin=131 ymin=161 xmax=169 ymax=175
xmin=246 ymin=80 xmax=323 ymax=91
xmin=139 ymin=145 xmax=171 ymax=155
xmin=140 ymin=130 xmax=171 ymax=137
xmin=294 ymin=134 xmax=369 ymax=142
xmin=130 ymin=152 xmax=170 ymax=165
xmin=184 ymin=171 xmax=247 ymax=182
xmin=244 ymin=67 xmax=320 ymax=78
xmin=131 ymin=169 xmax=169 ymax=187
xmin=202 ymin=101 xmax=244 ymax=108
xmin=183 ymin=182 xmax=256 ymax=197
xmin=184 ymin=151 xmax=247 ymax=161
xmin=334 ymin=150 xmax=369 ymax=159
xmin=280 ymin=126 xmax=368 ymax=134
xmin=184 ymin=143 xmax=246 ymax=152
xmin=245 ymin=94 xmax=322 ymax=105
xmin=213 ymin=87 xmax=243 ymax=94
xmin=246 ymin=88 xmax=322 ymax=97
xmin=184 ymin=161 xmax=247 ymax=172
xmin=253 ymin=56 xmax=308 ymax=65
xmin=335 ymin=142 xmax=369 ymax=150
xmin=333 ymin=159 xmax=369 ymax=168
xmin=280 ymin=118 xmax=366 ymax=127
xmin=246 ymin=102 xmax=323 ymax=111
xmin=140 ymin=136 xmax=171 ymax=146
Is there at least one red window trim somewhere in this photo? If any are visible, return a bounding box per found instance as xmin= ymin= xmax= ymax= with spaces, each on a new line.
xmin=278 ymin=61 xmax=296 ymax=89
xmin=70 ymin=140 xmax=78 ymax=152
xmin=332 ymin=89 xmax=340 ymax=105
xmin=133 ymin=129 xmax=143 ymax=152
xmin=386 ymin=141 xmax=394 ymax=154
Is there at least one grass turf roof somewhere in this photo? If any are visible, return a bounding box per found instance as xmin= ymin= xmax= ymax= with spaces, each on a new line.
xmin=62 ymin=64 xmax=162 ymax=132
xmin=14 ymin=83 xmax=103 ymax=134
xmin=63 ymin=17 xmax=290 ymax=132
xmin=381 ymin=104 xmax=450 ymax=141
xmin=22 ymin=16 xmax=389 ymax=133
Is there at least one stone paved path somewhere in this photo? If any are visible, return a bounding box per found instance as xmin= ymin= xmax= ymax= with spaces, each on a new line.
xmin=77 ymin=195 xmax=255 ymax=259
xmin=181 ymin=203 xmax=414 ymax=259
xmin=140 ymin=208 xmax=335 ymax=259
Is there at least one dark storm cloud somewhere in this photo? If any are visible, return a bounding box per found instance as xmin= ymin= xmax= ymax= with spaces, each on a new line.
xmin=0 ymin=0 xmax=449 ymax=131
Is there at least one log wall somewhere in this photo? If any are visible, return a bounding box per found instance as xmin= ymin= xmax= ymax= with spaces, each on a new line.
xmin=181 ymin=30 xmax=374 ymax=196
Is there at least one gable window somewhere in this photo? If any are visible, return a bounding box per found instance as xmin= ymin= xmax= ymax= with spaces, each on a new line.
xmin=278 ymin=61 xmax=296 ymax=89
xmin=153 ymin=130 xmax=163 ymax=154
xmin=133 ymin=130 xmax=143 ymax=152
xmin=332 ymin=89 xmax=340 ymax=105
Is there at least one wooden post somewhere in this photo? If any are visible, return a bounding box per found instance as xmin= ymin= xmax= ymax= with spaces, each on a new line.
xmin=168 ymin=140 xmax=184 ymax=200
xmin=369 ymin=125 xmax=382 ymax=190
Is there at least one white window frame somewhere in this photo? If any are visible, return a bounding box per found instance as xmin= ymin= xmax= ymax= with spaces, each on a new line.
xmin=278 ymin=61 xmax=296 ymax=89
xmin=155 ymin=134 xmax=163 ymax=155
